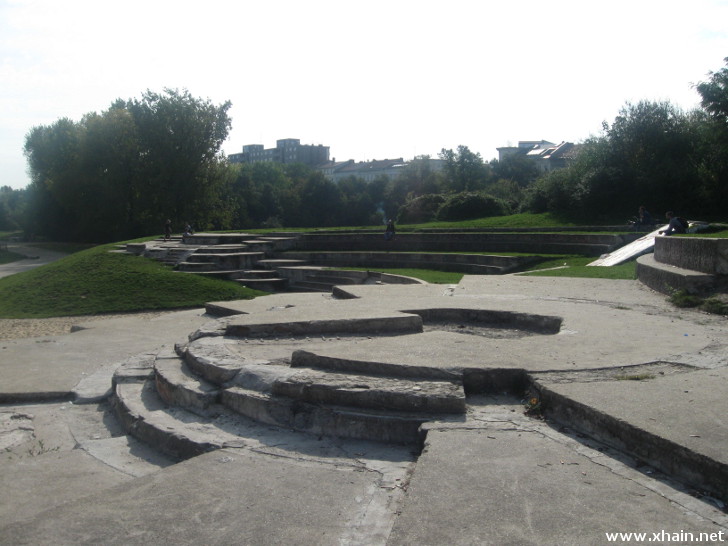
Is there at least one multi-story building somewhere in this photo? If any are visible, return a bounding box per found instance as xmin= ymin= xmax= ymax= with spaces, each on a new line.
xmin=229 ymin=139 xmax=330 ymax=167
xmin=228 ymin=137 xmax=444 ymax=182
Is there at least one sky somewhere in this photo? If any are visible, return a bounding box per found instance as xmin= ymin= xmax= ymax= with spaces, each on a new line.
xmin=2 ymin=0 xmax=728 ymax=190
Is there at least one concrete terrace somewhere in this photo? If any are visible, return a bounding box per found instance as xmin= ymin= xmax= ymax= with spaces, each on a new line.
xmin=1 ymin=261 xmax=728 ymax=544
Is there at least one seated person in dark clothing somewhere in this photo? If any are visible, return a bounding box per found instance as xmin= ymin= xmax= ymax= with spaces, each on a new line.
xmin=637 ymin=206 xmax=652 ymax=226
xmin=629 ymin=205 xmax=653 ymax=229
xmin=659 ymin=211 xmax=687 ymax=236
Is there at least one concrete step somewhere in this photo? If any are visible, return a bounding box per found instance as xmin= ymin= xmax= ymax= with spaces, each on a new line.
xmin=272 ymin=368 xmax=466 ymax=414
xmin=235 ymin=277 xmax=288 ymax=292
xmin=183 ymin=335 xmax=251 ymax=384
xmin=195 ymin=244 xmax=250 ymax=254
xmin=177 ymin=261 xmax=218 ymax=272
xmin=187 ymin=251 xmax=265 ymax=261
xmin=220 ymin=386 xmax=437 ymax=445
xmin=256 ymin=259 xmax=308 ymax=269
xmin=181 ymin=334 xmax=466 ymax=412
xmin=154 ymin=348 xmax=220 ymax=414
xmin=180 ymin=269 xmax=249 ymax=280
xmin=291 ymin=349 xmax=463 ymax=381
xmin=303 ymin=274 xmax=360 ymax=285
xmin=637 ymin=253 xmax=718 ymax=295
xmin=112 ymin=379 xmax=238 ymax=460
xmin=242 ymin=240 xmax=276 ymax=249
xmin=241 ymin=269 xmax=280 ymax=279
xmin=289 ymin=280 xmax=336 ymax=292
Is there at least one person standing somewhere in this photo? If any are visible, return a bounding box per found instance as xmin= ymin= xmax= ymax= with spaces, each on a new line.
xmin=385 ymin=219 xmax=396 ymax=241
xmin=164 ymin=219 xmax=172 ymax=241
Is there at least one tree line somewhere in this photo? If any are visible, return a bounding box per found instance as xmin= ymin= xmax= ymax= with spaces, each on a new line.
xmin=2 ymin=58 xmax=727 ymax=242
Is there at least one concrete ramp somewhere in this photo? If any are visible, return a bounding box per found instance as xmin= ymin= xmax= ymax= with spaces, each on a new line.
xmin=588 ymin=225 xmax=667 ymax=266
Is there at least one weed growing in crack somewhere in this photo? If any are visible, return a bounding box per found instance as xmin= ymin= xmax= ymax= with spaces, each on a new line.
xmin=523 ymin=391 xmax=543 ymax=418
xmin=27 ymin=439 xmax=59 ymax=457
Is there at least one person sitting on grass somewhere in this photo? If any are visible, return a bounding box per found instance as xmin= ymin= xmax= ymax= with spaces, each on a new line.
xmin=659 ymin=211 xmax=688 ymax=236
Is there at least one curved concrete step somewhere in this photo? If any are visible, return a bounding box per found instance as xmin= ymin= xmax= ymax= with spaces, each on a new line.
xmin=154 ymin=349 xmax=220 ymax=414
xmin=220 ymin=386 xmax=448 ymax=445
xmin=291 ymin=349 xmax=462 ymax=381
xmin=113 ymin=379 xmax=237 ymax=460
xmin=181 ymin=337 xmax=465 ymax=412
xmin=235 ymin=278 xmax=288 ymax=291
xmin=272 ymin=369 xmax=465 ymax=414
xmin=184 ymin=336 xmax=249 ymax=384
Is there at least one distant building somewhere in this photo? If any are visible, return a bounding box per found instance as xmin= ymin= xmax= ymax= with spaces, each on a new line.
xmin=229 ymin=139 xmax=330 ymax=167
xmin=318 ymin=157 xmax=444 ymax=183
xmin=318 ymin=158 xmax=407 ymax=183
xmin=497 ymin=140 xmax=580 ymax=173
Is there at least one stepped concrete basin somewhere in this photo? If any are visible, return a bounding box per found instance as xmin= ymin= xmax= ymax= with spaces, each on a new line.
xmin=3 ymin=274 xmax=728 ymax=542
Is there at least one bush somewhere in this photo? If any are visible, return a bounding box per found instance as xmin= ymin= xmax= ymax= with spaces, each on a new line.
xmin=435 ymin=192 xmax=507 ymax=221
xmin=397 ymin=194 xmax=446 ymax=223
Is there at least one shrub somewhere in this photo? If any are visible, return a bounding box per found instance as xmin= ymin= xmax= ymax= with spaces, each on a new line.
xmin=435 ymin=192 xmax=507 ymax=221
xmin=397 ymin=194 xmax=446 ymax=223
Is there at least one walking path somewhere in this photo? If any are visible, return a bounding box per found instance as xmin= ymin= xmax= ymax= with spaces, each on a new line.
xmin=0 ymin=243 xmax=68 ymax=279
xmin=1 ymin=253 xmax=727 ymax=544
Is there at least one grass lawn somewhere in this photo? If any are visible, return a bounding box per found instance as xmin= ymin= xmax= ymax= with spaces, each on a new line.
xmin=342 ymin=255 xmax=638 ymax=284
xmin=518 ymin=256 xmax=637 ymax=279
xmin=0 ymin=243 xmax=266 ymax=318
xmin=333 ymin=267 xmax=465 ymax=284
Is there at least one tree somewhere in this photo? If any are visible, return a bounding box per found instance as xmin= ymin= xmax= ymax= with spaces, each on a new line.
xmin=298 ymin=172 xmax=343 ymax=227
xmin=24 ymin=118 xmax=83 ymax=239
xmin=439 ymin=146 xmax=493 ymax=193
xmin=23 ymin=89 xmax=233 ymax=242
xmin=694 ymin=58 xmax=728 ymax=212
xmin=491 ymin=153 xmax=539 ymax=187
xmin=696 ymin=57 xmax=728 ymax=124
xmin=125 ymin=89 xmax=232 ymax=231
xmin=396 ymin=155 xmax=443 ymax=197
xmin=0 ymin=186 xmax=26 ymax=231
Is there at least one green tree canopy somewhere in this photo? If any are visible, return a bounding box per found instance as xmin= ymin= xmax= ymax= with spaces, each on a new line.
xmin=24 ymin=89 xmax=233 ymax=242
xmin=439 ymin=145 xmax=494 ymax=193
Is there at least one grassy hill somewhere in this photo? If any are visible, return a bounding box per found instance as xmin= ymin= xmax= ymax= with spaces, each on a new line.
xmin=0 ymin=242 xmax=265 ymax=318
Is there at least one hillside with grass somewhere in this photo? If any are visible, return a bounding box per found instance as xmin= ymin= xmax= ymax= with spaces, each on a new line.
xmin=0 ymin=242 xmax=265 ymax=318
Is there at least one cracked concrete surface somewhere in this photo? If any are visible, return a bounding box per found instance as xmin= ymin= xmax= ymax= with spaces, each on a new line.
xmin=1 ymin=274 xmax=727 ymax=544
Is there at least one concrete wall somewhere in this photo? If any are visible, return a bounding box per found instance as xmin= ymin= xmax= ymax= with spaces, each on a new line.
xmin=293 ymin=233 xmax=635 ymax=256
xmin=655 ymin=237 xmax=728 ymax=274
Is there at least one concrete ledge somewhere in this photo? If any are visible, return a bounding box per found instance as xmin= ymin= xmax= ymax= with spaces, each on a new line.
xmin=655 ymin=236 xmax=728 ymax=274
xmin=221 ymin=386 xmax=429 ymax=445
xmin=535 ymin=371 xmax=728 ymax=502
xmin=293 ymin=232 xmax=629 ymax=256
xmin=637 ymin=254 xmax=716 ymax=295
xmin=154 ymin=353 xmax=220 ymax=413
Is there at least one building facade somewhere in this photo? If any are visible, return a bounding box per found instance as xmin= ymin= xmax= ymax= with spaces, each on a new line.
xmin=229 ymin=139 xmax=330 ymax=167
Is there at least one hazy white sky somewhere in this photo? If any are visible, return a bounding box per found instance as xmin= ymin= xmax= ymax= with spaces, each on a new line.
xmin=2 ymin=0 xmax=727 ymax=189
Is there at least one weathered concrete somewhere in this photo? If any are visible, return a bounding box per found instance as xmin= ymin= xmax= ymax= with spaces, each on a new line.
xmin=1 ymin=267 xmax=727 ymax=544
xmin=656 ymin=236 xmax=728 ymax=275
xmin=0 ymin=309 xmax=211 ymax=401
xmin=389 ymin=424 xmax=727 ymax=545
xmin=637 ymin=253 xmax=717 ymax=295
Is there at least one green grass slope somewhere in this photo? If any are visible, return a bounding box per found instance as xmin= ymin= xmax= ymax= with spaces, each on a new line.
xmin=0 ymin=244 xmax=265 ymax=318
